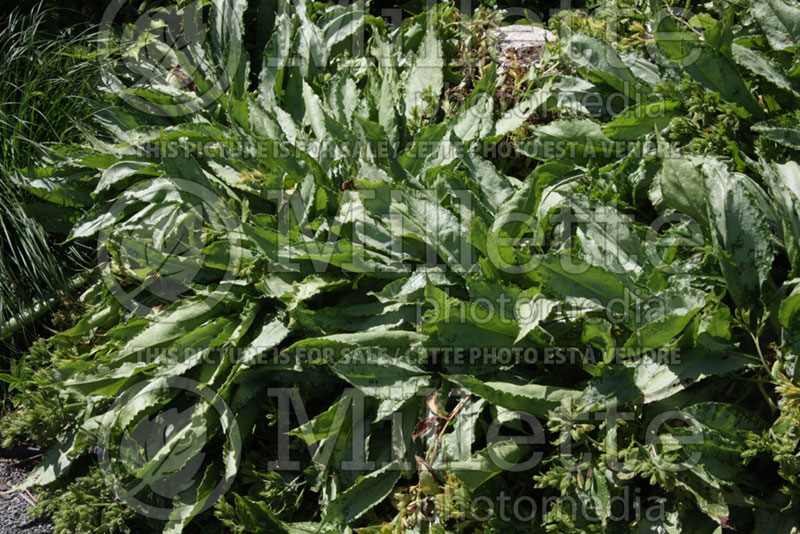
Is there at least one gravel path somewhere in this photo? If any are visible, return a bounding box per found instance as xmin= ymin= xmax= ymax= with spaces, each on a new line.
xmin=0 ymin=459 xmax=52 ymax=534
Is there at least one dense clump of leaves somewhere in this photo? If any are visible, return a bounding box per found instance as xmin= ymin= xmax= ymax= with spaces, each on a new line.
xmin=4 ymin=0 xmax=800 ymax=533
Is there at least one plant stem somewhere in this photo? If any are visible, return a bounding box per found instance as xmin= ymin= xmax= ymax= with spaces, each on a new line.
xmin=0 ymin=272 xmax=89 ymax=341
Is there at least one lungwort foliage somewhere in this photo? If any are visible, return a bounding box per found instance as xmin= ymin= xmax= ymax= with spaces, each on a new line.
xmin=4 ymin=0 xmax=800 ymax=533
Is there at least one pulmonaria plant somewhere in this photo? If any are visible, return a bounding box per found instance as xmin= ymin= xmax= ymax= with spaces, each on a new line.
xmin=4 ymin=0 xmax=800 ymax=533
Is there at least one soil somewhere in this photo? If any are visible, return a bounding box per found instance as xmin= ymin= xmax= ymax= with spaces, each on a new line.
xmin=0 ymin=458 xmax=52 ymax=534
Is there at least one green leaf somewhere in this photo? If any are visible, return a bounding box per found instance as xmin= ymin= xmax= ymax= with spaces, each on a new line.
xmin=562 ymin=33 xmax=645 ymax=95
xmin=489 ymin=170 xmax=550 ymax=243
xmin=446 ymin=440 xmax=531 ymax=490
xmin=515 ymin=292 xmax=559 ymax=343
xmin=517 ymin=118 xmax=619 ymax=162
xmin=761 ymin=159 xmax=800 ymax=275
xmin=753 ymin=114 xmax=800 ymax=148
xmin=296 ymin=12 xmax=327 ymax=79
xmin=440 ymin=398 xmax=485 ymax=463
xmin=93 ymin=161 xmax=156 ymax=195
xmin=656 ymin=139 xmax=709 ymax=231
xmin=323 ymin=461 xmax=402 ymax=525
xmin=568 ymin=197 xmax=648 ymax=277
xmin=623 ymin=287 xmax=707 ymax=352
xmin=445 ymin=374 xmax=581 ymax=417
xmin=258 ymin=12 xmax=294 ymax=105
xmin=282 ymin=330 xmax=427 ymax=365
xmin=779 ymin=285 xmax=800 ymax=330
xmin=290 ymin=394 xmax=351 ymax=447
xmin=360 ymin=184 xmax=474 ymax=275
xmin=24 ymin=174 xmax=94 ymax=208
xmin=322 ymin=8 xmax=366 ymax=50
xmin=117 ymin=298 xmax=225 ymax=359
xmin=211 ymin=0 xmax=250 ymax=98
xmin=451 ymin=92 xmax=494 ymax=142
xmin=17 ymin=432 xmax=79 ymax=490
xmin=655 ymin=16 xmax=762 ymax=118
xmin=752 ymin=0 xmax=800 ymax=50
xmin=493 ymin=81 xmax=553 ymax=137
xmin=702 ymin=159 xmax=775 ymax=312
xmin=237 ymin=315 xmax=291 ymax=369
xmin=536 ymin=253 xmax=634 ymax=308
xmin=403 ymin=15 xmax=443 ymax=118
xmin=302 ymin=81 xmax=328 ymax=140
xmin=333 ymin=349 xmax=430 ymax=420
xmin=456 ymin=144 xmax=516 ymax=211
xmin=633 ymin=350 xmax=754 ymax=403
xmin=602 ymin=101 xmax=680 ymax=140
xmin=732 ymin=44 xmax=800 ymax=97
xmin=679 ymin=402 xmax=767 ymax=479
xmin=422 ymin=283 xmax=521 ymax=357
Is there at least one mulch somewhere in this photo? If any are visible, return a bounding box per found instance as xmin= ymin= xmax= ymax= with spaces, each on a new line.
xmin=0 ymin=457 xmax=52 ymax=534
